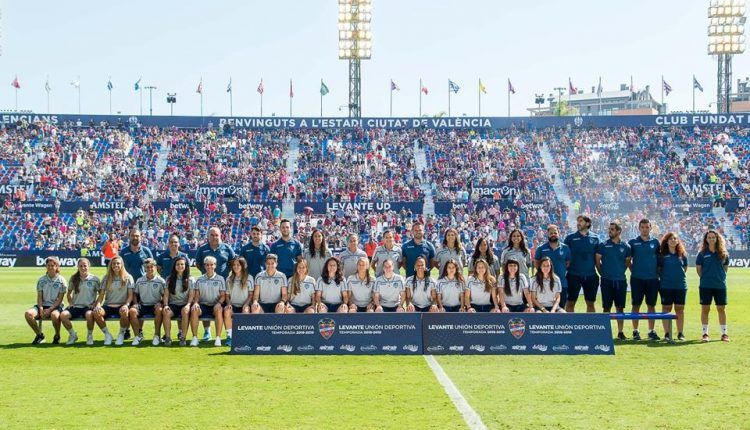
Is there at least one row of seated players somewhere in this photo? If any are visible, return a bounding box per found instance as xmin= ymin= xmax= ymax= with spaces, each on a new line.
xmin=24 ymin=253 xmax=564 ymax=347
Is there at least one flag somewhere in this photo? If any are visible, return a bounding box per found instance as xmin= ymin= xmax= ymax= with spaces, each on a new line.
xmin=663 ymin=78 xmax=672 ymax=96
xmin=693 ymin=76 xmax=704 ymax=92
xmin=421 ymin=84 xmax=429 ymax=95
xmin=70 ymin=79 xmax=80 ymax=89
xmin=107 ymin=78 xmax=113 ymax=91
xmin=391 ymin=79 xmax=400 ymax=91
xmin=568 ymin=78 xmax=577 ymax=95
xmin=45 ymin=78 xmax=51 ymax=92
xmin=289 ymin=79 xmax=294 ymax=98
xmin=479 ymin=79 xmax=487 ymax=94
xmin=11 ymin=76 xmax=20 ymax=89
xmin=257 ymin=79 xmax=264 ymax=95
xmin=226 ymin=78 xmax=232 ymax=93
xmin=597 ymin=77 xmax=603 ymax=96
xmin=320 ymin=80 xmax=330 ymax=96
xmin=134 ymin=77 xmax=141 ymax=91
xmin=449 ymin=80 xmax=460 ymax=93
xmin=196 ymin=78 xmax=203 ymax=94
xmin=507 ymin=79 xmax=516 ymax=94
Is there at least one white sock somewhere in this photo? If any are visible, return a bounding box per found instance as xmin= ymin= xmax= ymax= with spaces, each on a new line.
xmin=119 ymin=327 xmax=126 ymax=334
xmin=102 ymin=327 xmax=110 ymax=334
xmin=67 ymin=327 xmax=75 ymax=335
xmin=87 ymin=330 xmax=93 ymax=335
xmin=720 ymin=325 xmax=727 ymax=335
xmin=227 ymin=329 xmax=232 ymax=337
xmin=702 ymin=324 xmax=709 ymax=335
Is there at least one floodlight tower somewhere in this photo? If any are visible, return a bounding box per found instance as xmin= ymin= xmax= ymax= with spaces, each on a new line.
xmin=708 ymin=0 xmax=747 ymax=113
xmin=338 ymin=0 xmax=372 ymax=118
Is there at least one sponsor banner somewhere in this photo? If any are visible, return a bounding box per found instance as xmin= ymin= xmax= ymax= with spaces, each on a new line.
xmin=0 ymin=184 xmax=33 ymax=195
xmin=151 ymin=201 xmax=205 ymax=212
xmin=17 ymin=201 xmax=56 ymax=212
xmin=422 ymin=313 xmax=614 ymax=355
xmin=591 ymin=199 xmax=715 ymax=214
xmin=58 ymin=201 xmax=132 ymax=213
xmin=0 ymin=250 xmax=107 ymax=267
xmin=6 ymin=113 xmax=750 ymax=130
xmin=194 ymin=185 xmax=250 ymax=200
xmin=434 ymin=200 xmax=544 ymax=215
xmin=225 ymin=201 xmax=281 ymax=213
xmin=472 ymin=184 xmax=519 ymax=198
xmin=231 ymin=313 xmax=423 ymax=355
xmin=295 ymin=201 xmax=423 ymax=214
xmin=680 ymin=183 xmax=740 ymax=198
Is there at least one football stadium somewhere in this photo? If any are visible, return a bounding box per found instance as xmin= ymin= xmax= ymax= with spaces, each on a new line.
xmin=1 ymin=1 xmax=749 ymax=429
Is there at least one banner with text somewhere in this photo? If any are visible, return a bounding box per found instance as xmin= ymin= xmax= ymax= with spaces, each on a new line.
xmin=231 ymin=313 xmax=423 ymax=355
xmin=422 ymin=313 xmax=615 ymax=355
xmin=295 ymin=201 xmax=423 ymax=215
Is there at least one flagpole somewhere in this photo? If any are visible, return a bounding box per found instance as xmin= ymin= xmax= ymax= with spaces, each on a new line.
xmin=140 ymin=87 xmax=143 ymax=116
xmin=448 ymin=80 xmax=451 ymax=117
xmin=320 ymin=80 xmax=323 ymax=118
xmin=598 ymin=77 xmax=602 ymax=115
xmin=200 ymin=92 xmax=203 ymax=118
xmin=692 ymin=75 xmax=696 ymax=113
xmin=46 ymin=89 xmax=50 ymax=114
xmin=109 ymin=88 xmax=112 ymax=115
xmin=230 ymin=88 xmax=233 ymax=116
xmin=419 ymin=78 xmax=422 ymax=117
xmin=260 ymin=93 xmax=263 ymax=117
xmin=15 ymin=87 xmax=18 ymax=112
xmin=390 ymin=82 xmax=393 ymax=117
xmin=478 ymin=78 xmax=481 ymax=118
xmin=77 ymin=83 xmax=81 ymax=115
xmin=661 ymin=74 xmax=664 ymax=108
xmin=507 ymin=83 xmax=510 ymax=117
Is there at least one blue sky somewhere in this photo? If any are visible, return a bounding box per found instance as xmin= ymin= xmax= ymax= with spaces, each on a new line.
xmin=2 ymin=0 xmax=747 ymax=117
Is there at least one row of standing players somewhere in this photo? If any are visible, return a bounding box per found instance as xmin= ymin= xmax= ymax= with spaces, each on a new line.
xmin=24 ymin=216 xmax=731 ymax=346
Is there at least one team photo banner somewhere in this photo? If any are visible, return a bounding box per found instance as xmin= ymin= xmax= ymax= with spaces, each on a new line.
xmin=231 ymin=313 xmax=423 ymax=355
xmin=6 ymin=113 xmax=750 ymax=130
xmin=421 ymin=313 xmax=615 ymax=355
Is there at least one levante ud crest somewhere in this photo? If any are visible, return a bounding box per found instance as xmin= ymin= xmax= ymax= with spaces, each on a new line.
xmin=318 ymin=318 xmax=336 ymax=340
xmin=508 ymin=318 xmax=526 ymax=339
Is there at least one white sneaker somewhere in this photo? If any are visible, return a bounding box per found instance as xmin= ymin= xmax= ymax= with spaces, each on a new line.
xmin=66 ymin=332 xmax=78 ymax=345
xmin=190 ymin=337 xmax=199 ymax=347
xmin=214 ymin=337 xmax=222 ymax=347
xmin=86 ymin=333 xmax=94 ymax=345
xmin=115 ymin=331 xmax=125 ymax=346
xmin=132 ymin=334 xmax=143 ymax=346
xmin=152 ymin=335 xmax=161 ymax=346
xmin=104 ymin=332 xmax=113 ymax=345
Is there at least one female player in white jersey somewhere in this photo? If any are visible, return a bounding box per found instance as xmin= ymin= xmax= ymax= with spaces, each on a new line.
xmin=316 ymin=257 xmax=349 ymax=313
xmin=405 ymin=256 xmax=439 ymax=312
xmin=435 ymin=259 xmax=465 ymax=312
xmin=466 ymin=259 xmax=499 ymax=312
xmin=92 ymin=256 xmax=135 ymax=345
xmin=530 ymin=257 xmax=565 ymax=312
xmin=59 ymin=258 xmax=101 ymax=345
xmin=223 ymin=257 xmax=254 ymax=346
xmin=347 ymin=256 xmax=375 ymax=312
xmin=286 ymin=259 xmax=317 ymax=313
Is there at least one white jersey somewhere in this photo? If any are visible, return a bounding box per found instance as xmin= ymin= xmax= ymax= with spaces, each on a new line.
xmin=255 ymin=270 xmax=288 ymax=304
xmin=134 ymin=274 xmax=167 ymax=306
xmin=466 ymin=276 xmax=494 ymax=306
xmin=436 ymin=278 xmax=465 ymax=307
xmin=316 ymin=277 xmax=349 ymax=305
xmin=303 ymin=248 xmax=332 ymax=281
xmin=468 ymin=256 xmax=501 ymax=278
xmin=288 ymin=275 xmax=317 ymax=307
xmin=373 ymin=274 xmax=405 ymax=308
xmin=69 ymin=274 xmax=101 ymax=308
xmin=102 ymin=274 xmax=135 ymax=307
xmin=195 ymin=273 xmax=226 ymax=305
xmin=405 ymin=275 xmax=437 ymax=309
xmin=434 ymin=247 xmax=467 ymax=274
xmin=371 ymin=245 xmax=402 ymax=277
xmin=227 ymin=275 xmax=255 ymax=307
xmin=338 ymin=248 xmax=368 ymax=278
xmin=347 ymin=274 xmax=375 ymax=308
xmin=498 ymin=276 xmax=528 ymax=306
xmin=167 ymin=276 xmax=194 ymax=305
xmin=36 ymin=274 xmax=67 ymax=307
xmin=529 ymin=276 xmax=562 ymax=308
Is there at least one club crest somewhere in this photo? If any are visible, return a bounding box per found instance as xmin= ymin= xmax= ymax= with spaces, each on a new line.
xmin=318 ymin=318 xmax=336 ymax=340
xmin=508 ymin=318 xmax=526 ymax=339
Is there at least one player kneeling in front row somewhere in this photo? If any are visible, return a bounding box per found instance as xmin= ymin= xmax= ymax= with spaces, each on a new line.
xmin=530 ymin=257 xmax=566 ymax=313
xmin=373 ymin=259 xmax=406 ymax=312
xmin=191 ymin=256 xmax=226 ymax=347
xmin=59 ymin=258 xmax=102 ymax=345
xmin=316 ymin=257 xmax=350 ymax=313
xmin=347 ymin=257 xmax=377 ymax=312
xmin=24 ymin=256 xmax=67 ymax=344
xmin=497 ymin=259 xmax=533 ymax=313
xmin=162 ymin=256 xmax=194 ymax=346
xmin=405 ymin=256 xmax=440 ymax=312
xmin=129 ymin=258 xmax=166 ymax=346
xmin=465 ymin=259 xmax=500 ymax=313
xmin=254 ymin=254 xmax=288 ymax=314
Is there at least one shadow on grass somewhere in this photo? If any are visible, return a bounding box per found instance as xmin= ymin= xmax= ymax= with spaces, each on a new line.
xmin=0 ymin=341 xmax=232 ymax=350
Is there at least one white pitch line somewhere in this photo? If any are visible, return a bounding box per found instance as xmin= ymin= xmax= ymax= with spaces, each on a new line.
xmin=424 ymin=355 xmax=488 ymax=430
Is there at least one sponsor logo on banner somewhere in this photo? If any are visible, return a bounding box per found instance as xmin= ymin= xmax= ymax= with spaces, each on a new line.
xmin=403 ymin=344 xmax=419 ymax=352
xmin=318 ymin=318 xmax=336 ymax=339
xmin=490 ymin=345 xmax=507 ymax=351
xmin=574 ymin=345 xmax=590 ymax=352
xmin=0 ymin=258 xmax=17 ymax=267
xmin=427 ymin=345 xmax=445 ymax=352
xmin=448 ymin=345 xmax=464 ymax=352
xmin=680 ymin=183 xmax=739 ymax=198
xmin=360 ymin=345 xmax=377 ymax=352
xmin=511 ymin=345 xmax=527 ymax=351
xmin=508 ymin=318 xmax=526 ymax=339
xmin=382 ymin=345 xmax=397 ymax=352
xmin=469 ymin=344 xmax=486 ymax=352
xmin=553 ymin=345 xmax=570 ymax=351
xmin=532 ymin=344 xmax=548 ymax=352
xmin=256 ymin=346 xmax=271 ymax=352
xmin=276 ymin=345 xmax=293 ymax=353
xmin=297 ymin=345 xmax=314 ymax=352
xmin=339 ymin=344 xmax=356 ymax=352
xmin=473 ymin=184 xmax=519 ymax=198
xmin=319 ymin=345 xmax=334 ymax=351
xmin=36 ymin=256 xmax=78 ymax=267
xmin=574 ymin=116 xmax=584 ymax=127
xmin=234 ymin=346 xmax=252 ymax=352
xmin=595 ymin=344 xmax=611 ymax=352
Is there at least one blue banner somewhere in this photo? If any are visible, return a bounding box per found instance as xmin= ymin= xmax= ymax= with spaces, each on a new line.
xmin=6 ymin=113 xmax=750 ymax=130
xmin=421 ymin=313 xmax=615 ymax=355
xmin=151 ymin=200 xmax=205 ymax=212
xmin=295 ymin=201 xmax=423 ymax=214
xmin=231 ymin=313 xmax=423 ymax=355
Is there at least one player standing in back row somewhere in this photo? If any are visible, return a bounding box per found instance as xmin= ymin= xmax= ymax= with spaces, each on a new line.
xmin=628 ymin=219 xmax=661 ymax=341
xmin=564 ymin=215 xmax=600 ymax=313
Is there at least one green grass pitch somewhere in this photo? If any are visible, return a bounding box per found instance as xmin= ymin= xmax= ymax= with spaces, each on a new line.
xmin=1 ymin=267 xmax=748 ymax=429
